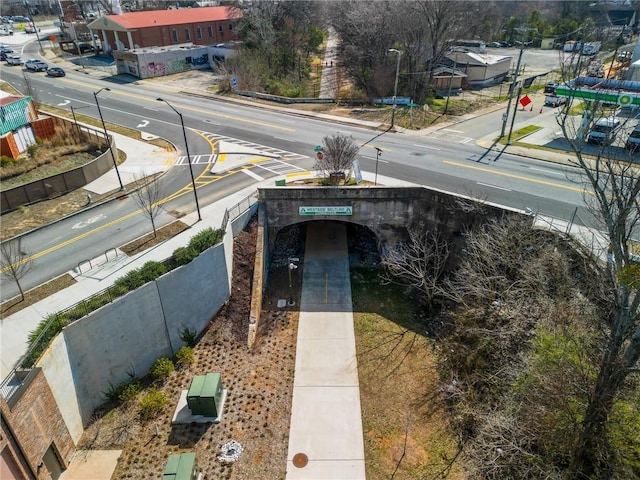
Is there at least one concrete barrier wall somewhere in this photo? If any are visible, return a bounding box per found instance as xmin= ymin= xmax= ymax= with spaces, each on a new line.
xmin=157 ymin=245 xmax=229 ymax=351
xmin=40 ymin=334 xmax=85 ymax=442
xmin=63 ymin=283 xmax=169 ymax=424
xmin=38 ymin=209 xmax=256 ymax=440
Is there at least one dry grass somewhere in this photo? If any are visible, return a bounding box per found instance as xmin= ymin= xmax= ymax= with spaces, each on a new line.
xmin=352 ymin=268 xmax=464 ymax=480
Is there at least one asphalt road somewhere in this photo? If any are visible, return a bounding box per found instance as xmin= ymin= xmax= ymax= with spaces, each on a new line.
xmin=0 ymin=44 xmax=603 ymax=300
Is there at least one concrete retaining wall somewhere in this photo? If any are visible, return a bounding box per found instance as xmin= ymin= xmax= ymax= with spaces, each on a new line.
xmin=37 ymin=210 xmax=253 ymax=443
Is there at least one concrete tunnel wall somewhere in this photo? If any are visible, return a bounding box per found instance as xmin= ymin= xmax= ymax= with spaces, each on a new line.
xmin=258 ymin=185 xmax=514 ymax=254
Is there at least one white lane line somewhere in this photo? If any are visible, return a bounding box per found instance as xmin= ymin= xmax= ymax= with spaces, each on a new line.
xmin=362 ymin=155 xmax=389 ymax=163
xmin=476 ymin=182 xmax=512 ymax=191
xmin=242 ymin=168 xmax=264 ymax=181
xmin=412 ymin=144 xmax=441 ymax=150
xmin=442 ymin=128 xmax=464 ymax=133
xmin=525 ymin=166 xmax=564 ymax=176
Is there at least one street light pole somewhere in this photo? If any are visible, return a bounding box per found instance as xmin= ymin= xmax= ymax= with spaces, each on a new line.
xmin=374 ymin=147 xmax=382 ymax=186
xmin=157 ymin=98 xmax=202 ymax=221
xmin=389 ymin=48 xmax=402 ymax=128
xmin=93 ymin=87 xmax=124 ymax=190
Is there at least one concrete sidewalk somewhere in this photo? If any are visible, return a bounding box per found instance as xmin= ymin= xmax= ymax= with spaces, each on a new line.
xmin=286 ymin=221 xmax=365 ymax=479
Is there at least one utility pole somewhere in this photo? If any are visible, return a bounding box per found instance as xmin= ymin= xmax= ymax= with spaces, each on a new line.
xmin=500 ymin=26 xmax=535 ymax=139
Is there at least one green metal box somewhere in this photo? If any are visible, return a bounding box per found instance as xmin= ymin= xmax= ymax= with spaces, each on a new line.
xmin=199 ymin=372 xmax=223 ymax=418
xmin=162 ymin=452 xmax=197 ymax=480
xmin=186 ymin=375 xmax=206 ymax=415
xmin=186 ymin=373 xmax=223 ymax=417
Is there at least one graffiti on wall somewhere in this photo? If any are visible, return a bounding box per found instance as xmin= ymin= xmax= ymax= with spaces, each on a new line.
xmin=127 ymin=62 xmax=139 ymax=77
xmin=192 ymin=54 xmax=208 ymax=66
xmin=148 ymin=62 xmax=167 ymax=77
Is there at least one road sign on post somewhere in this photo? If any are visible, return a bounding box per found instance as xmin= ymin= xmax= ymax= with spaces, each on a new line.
xmin=313 ymin=145 xmax=323 ymax=152
xmin=231 ymin=76 xmax=237 ymax=89
xmin=316 ymin=151 xmax=324 ymax=160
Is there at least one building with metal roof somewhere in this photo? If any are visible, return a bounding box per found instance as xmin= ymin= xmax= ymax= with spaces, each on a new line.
xmin=87 ymin=5 xmax=242 ymax=54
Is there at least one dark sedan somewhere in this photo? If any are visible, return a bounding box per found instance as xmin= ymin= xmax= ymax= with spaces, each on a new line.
xmin=46 ymin=67 xmax=65 ymax=77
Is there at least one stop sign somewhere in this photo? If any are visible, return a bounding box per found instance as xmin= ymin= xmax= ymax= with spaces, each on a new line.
xmin=316 ymin=151 xmax=324 ymax=160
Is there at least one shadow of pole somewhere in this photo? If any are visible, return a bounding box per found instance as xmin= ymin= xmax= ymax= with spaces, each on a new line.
xmin=477 ymin=138 xmax=508 ymax=163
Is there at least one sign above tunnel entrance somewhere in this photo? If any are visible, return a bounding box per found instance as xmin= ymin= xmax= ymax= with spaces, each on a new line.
xmin=299 ymin=206 xmax=353 ymax=216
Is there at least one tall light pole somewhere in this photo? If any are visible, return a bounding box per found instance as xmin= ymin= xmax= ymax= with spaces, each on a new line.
xmin=93 ymin=87 xmax=124 ymax=190
xmin=374 ymin=147 xmax=382 ymax=186
xmin=157 ymin=98 xmax=201 ymax=221
xmin=389 ymin=48 xmax=402 ymax=128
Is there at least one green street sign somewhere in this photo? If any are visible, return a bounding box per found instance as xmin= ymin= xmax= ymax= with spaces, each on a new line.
xmin=299 ymin=206 xmax=353 ymax=216
xmin=314 ymin=145 xmax=323 ymax=152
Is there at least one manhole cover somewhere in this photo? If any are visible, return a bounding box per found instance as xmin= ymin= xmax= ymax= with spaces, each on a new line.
xmin=292 ymin=452 xmax=308 ymax=468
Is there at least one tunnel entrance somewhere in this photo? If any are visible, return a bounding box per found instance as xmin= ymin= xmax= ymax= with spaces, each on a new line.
xmin=264 ymin=221 xmax=381 ymax=304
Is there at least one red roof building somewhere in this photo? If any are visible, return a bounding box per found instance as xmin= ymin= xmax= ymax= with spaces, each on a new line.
xmin=87 ymin=6 xmax=242 ymax=54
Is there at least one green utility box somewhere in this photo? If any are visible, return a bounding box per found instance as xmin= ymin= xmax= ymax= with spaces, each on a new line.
xmin=275 ymin=179 xmax=286 ymax=186
xmin=186 ymin=375 xmax=205 ymax=415
xmin=186 ymin=373 xmax=223 ymax=417
xmin=163 ymin=452 xmax=198 ymax=480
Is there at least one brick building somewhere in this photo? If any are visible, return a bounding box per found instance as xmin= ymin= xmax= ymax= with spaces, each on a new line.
xmin=87 ymin=6 xmax=242 ymax=55
xmin=1 ymin=370 xmax=75 ymax=480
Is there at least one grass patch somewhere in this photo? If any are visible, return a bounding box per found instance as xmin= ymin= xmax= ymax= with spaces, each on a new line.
xmin=351 ymin=267 xmax=463 ymax=480
xmin=496 ymin=124 xmax=542 ymax=144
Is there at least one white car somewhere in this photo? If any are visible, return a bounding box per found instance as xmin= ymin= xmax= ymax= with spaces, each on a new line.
xmin=25 ymin=58 xmax=47 ymax=71
xmin=5 ymin=54 xmax=24 ymax=65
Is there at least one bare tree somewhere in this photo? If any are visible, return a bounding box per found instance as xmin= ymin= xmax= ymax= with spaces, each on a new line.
xmin=129 ymin=174 xmax=164 ymax=238
xmin=553 ymin=62 xmax=640 ymax=478
xmin=314 ymin=133 xmax=359 ymax=185
xmin=381 ymin=223 xmax=450 ymax=314
xmin=0 ymin=238 xmax=33 ymax=302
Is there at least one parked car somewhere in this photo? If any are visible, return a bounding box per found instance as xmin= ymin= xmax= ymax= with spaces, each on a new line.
xmin=487 ymin=41 xmax=502 ymax=48
xmin=24 ymin=23 xmax=39 ymax=34
xmin=5 ymin=54 xmax=24 ymax=65
xmin=25 ymin=58 xmax=47 ymax=71
xmin=0 ymin=44 xmax=13 ymax=54
xmin=544 ymin=94 xmax=566 ymax=108
xmin=77 ymin=43 xmax=94 ymax=53
xmin=587 ymin=117 xmax=621 ymax=145
xmin=46 ymin=66 xmax=65 ymax=77
xmin=0 ymin=26 xmax=13 ymax=36
xmin=499 ymin=41 xmax=512 ymax=48
xmin=10 ymin=16 xmax=30 ymax=23
xmin=544 ymin=82 xmax=558 ymax=94
xmin=625 ymin=125 xmax=640 ymax=152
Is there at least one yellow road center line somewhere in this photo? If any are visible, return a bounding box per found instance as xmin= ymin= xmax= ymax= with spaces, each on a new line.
xmin=442 ymin=160 xmax=590 ymax=195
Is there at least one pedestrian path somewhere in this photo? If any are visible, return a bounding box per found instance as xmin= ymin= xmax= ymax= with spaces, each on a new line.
xmin=286 ymin=221 xmax=366 ymax=479
xmin=319 ymin=27 xmax=339 ymax=98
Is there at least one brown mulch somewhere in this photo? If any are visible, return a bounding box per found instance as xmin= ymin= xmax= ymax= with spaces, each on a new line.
xmin=119 ymin=221 xmax=191 ymax=256
xmin=80 ymin=215 xmax=298 ymax=480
